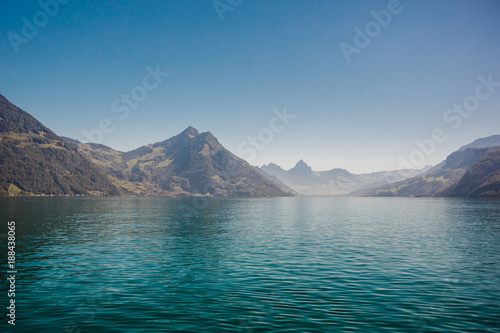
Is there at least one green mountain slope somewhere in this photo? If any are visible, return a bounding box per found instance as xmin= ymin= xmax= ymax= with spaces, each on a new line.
xmin=0 ymin=94 xmax=119 ymax=196
xmin=65 ymin=127 xmax=289 ymax=197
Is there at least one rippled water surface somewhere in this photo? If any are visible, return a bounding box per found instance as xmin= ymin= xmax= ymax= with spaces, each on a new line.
xmin=1 ymin=197 xmax=500 ymax=332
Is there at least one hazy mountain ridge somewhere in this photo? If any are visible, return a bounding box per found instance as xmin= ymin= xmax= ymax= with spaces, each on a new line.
xmin=0 ymin=94 xmax=119 ymax=196
xmin=367 ymin=142 xmax=500 ymax=197
xmin=457 ymin=135 xmax=500 ymax=151
xmin=259 ymin=160 xmax=430 ymax=196
xmin=255 ymin=167 xmax=299 ymax=196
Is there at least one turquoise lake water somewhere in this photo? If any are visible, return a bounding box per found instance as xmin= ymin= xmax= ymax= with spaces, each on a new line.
xmin=1 ymin=197 xmax=499 ymax=332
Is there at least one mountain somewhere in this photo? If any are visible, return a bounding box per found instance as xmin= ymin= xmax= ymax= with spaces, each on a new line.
xmin=368 ymin=144 xmax=500 ymax=197
xmin=450 ymin=148 xmax=500 ymax=197
xmin=369 ymin=147 xmax=490 ymax=196
xmin=416 ymin=134 xmax=500 ymax=177
xmin=255 ymin=167 xmax=298 ymax=196
xmin=0 ymin=94 xmax=118 ymax=196
xmin=259 ymin=160 xmax=430 ymax=196
xmin=64 ymin=127 xmax=289 ymax=197
xmin=457 ymin=135 xmax=500 ymax=151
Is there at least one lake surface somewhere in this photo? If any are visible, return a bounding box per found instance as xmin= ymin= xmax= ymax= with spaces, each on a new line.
xmin=1 ymin=197 xmax=499 ymax=332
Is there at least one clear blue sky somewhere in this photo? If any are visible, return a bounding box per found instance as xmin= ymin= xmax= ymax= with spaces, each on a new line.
xmin=1 ymin=0 xmax=499 ymax=173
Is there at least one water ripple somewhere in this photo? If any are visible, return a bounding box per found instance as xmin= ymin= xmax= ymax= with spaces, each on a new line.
xmin=1 ymin=197 xmax=499 ymax=332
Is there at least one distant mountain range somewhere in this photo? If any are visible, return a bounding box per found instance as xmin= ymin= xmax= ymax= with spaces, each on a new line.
xmin=365 ymin=136 xmax=500 ymax=197
xmin=258 ymin=160 xmax=431 ymax=196
xmin=1 ymin=93 xmax=499 ymax=197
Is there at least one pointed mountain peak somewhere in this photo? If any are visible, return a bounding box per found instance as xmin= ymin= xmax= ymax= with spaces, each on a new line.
xmin=180 ymin=126 xmax=200 ymax=138
xmin=290 ymin=159 xmax=312 ymax=172
xmin=295 ymin=159 xmax=309 ymax=168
